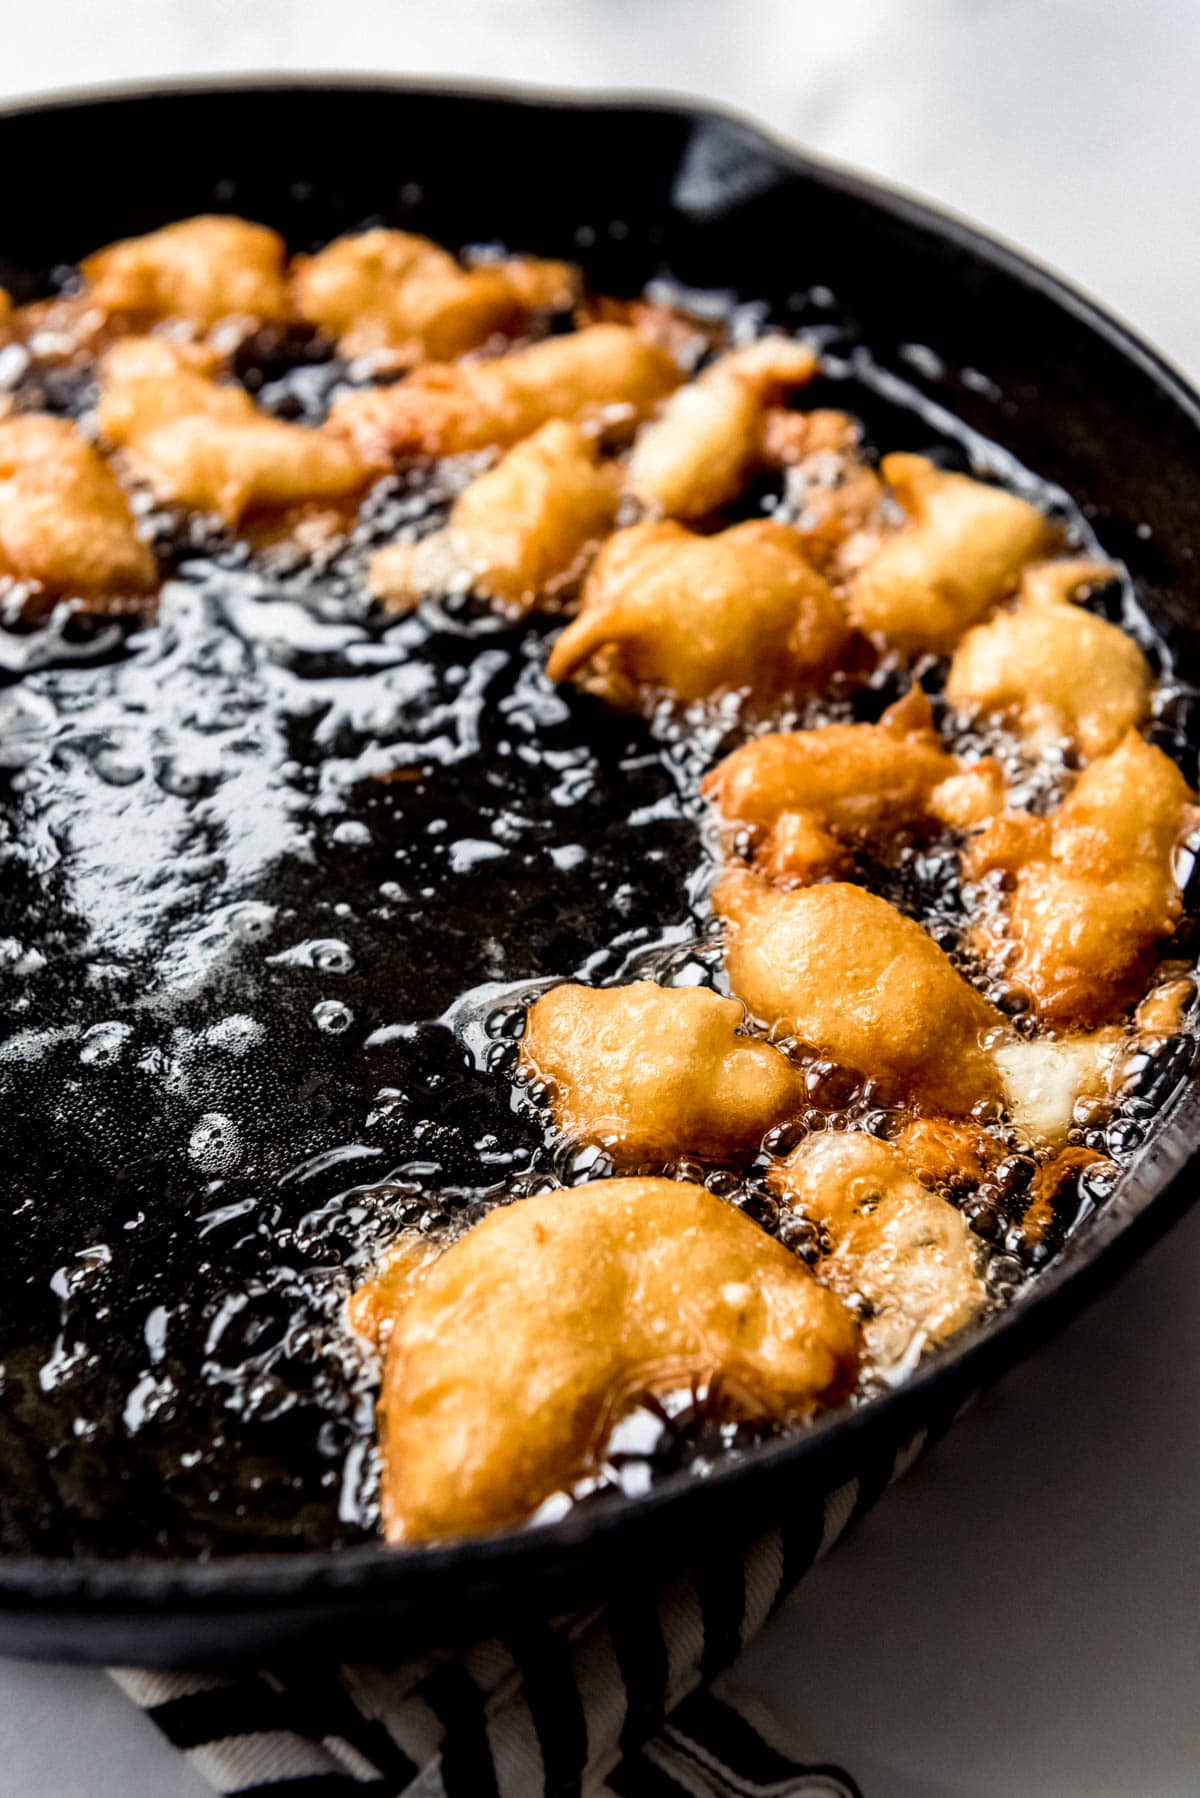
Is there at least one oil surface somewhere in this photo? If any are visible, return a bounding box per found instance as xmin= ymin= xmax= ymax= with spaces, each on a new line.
xmin=0 ymin=297 xmax=1196 ymax=1558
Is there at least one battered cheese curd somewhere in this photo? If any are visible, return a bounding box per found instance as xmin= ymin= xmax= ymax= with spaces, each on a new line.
xmin=545 ymin=518 xmax=849 ymax=706
xmin=355 ymin=1178 xmax=859 ymax=1540
xmin=0 ymin=414 xmax=156 ymax=607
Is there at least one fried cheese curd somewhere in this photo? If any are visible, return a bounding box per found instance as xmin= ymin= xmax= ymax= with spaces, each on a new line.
xmin=849 ymin=453 xmax=1055 ymax=654
xmin=626 ymin=335 xmax=818 ymax=520
xmin=767 ymin=410 xmax=889 ymax=585
xmin=946 ymin=559 xmax=1153 ymax=759
xmin=966 ymin=729 xmax=1198 ymax=1028
xmin=713 ymin=868 xmax=1002 ymax=1115
xmin=292 ymin=227 xmax=576 ymax=360
xmin=96 ymin=337 xmax=378 ymax=525
xmin=768 ymin=1133 xmax=986 ymax=1366
xmin=80 ymin=215 xmax=290 ymax=329
xmin=519 ymin=981 xmax=804 ymax=1161
xmin=703 ymin=685 xmax=1004 ymax=883
xmin=713 ymin=867 xmax=1129 ymax=1146
xmin=330 ymin=323 xmax=680 ymax=461
xmin=354 ymin=1177 xmax=859 ymax=1540
xmin=0 ymin=414 xmax=156 ymax=608
xmin=368 ymin=420 xmax=619 ymax=613
xmin=545 ymin=519 xmax=849 ymax=706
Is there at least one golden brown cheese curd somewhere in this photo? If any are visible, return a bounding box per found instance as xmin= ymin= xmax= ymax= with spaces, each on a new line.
xmin=768 ymin=1133 xmax=986 ymax=1366
xmin=330 ymin=323 xmax=680 ymax=461
xmin=766 ymin=410 xmax=888 ymax=583
xmin=519 ymin=981 xmax=805 ymax=1161
xmin=849 ymin=454 xmax=1055 ymax=654
xmin=702 ymin=685 xmax=1004 ymax=883
xmin=81 ymin=215 xmax=289 ymax=328
xmin=359 ymin=1177 xmax=859 ymax=1541
xmin=292 ymin=227 xmax=575 ymax=360
xmin=1136 ymin=974 xmax=1196 ymax=1038
xmin=0 ymin=415 xmax=156 ymax=606
xmin=626 ymin=335 xmax=818 ymax=520
xmin=946 ymin=559 xmax=1153 ymax=759
xmin=966 ymin=729 xmax=1197 ymax=1028
xmin=544 ymin=519 xmax=849 ymax=706
xmin=891 ymin=1116 xmax=996 ymax=1190
xmin=714 ymin=868 xmax=1003 ymax=1115
xmin=369 ymin=420 xmax=619 ymax=613
xmin=97 ymin=337 xmax=377 ymax=525
xmin=96 ymin=337 xmax=245 ymax=442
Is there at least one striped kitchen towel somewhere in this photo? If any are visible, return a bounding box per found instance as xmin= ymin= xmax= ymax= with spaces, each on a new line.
xmin=113 ymin=1415 xmax=946 ymax=1797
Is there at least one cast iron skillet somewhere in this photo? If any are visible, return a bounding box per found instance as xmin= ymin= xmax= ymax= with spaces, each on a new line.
xmin=1 ymin=77 xmax=1199 ymax=1669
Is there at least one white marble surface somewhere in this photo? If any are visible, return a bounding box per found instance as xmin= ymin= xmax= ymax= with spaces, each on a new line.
xmin=2 ymin=5 xmax=1199 ymax=1794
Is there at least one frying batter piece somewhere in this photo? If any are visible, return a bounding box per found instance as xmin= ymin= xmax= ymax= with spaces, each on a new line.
xmin=769 ymin=1133 xmax=986 ymax=1366
xmin=293 ymin=227 xmax=576 ymax=360
xmin=361 ymin=1177 xmax=859 ymax=1540
xmin=330 ymin=324 xmax=680 ymax=460
xmin=81 ymin=214 xmax=290 ymax=328
xmin=97 ymin=337 xmax=378 ymax=524
xmin=519 ymin=981 xmax=805 ymax=1160
xmin=544 ymin=519 xmax=849 ymax=705
xmin=966 ymin=730 xmax=1197 ymax=1027
xmin=714 ymin=869 xmax=1003 ymax=1114
xmin=946 ymin=559 xmax=1153 ymax=759
xmin=768 ymin=410 xmax=888 ymax=585
xmin=626 ymin=335 xmax=818 ymax=519
xmin=0 ymin=415 xmax=156 ymax=607
xmin=703 ymin=685 xmax=1004 ymax=882
xmin=369 ymin=420 xmax=619 ymax=612
xmin=991 ymin=1029 xmax=1124 ymax=1147
xmin=849 ymin=454 xmax=1054 ymax=653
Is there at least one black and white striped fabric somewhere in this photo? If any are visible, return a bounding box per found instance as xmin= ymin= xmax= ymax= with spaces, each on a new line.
xmin=113 ymin=1416 xmax=949 ymax=1797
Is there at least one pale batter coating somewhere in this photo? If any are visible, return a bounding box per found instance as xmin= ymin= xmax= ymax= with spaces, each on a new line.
xmin=97 ymin=337 xmax=378 ymax=525
xmin=992 ymin=1030 xmax=1124 ymax=1147
xmin=768 ymin=1132 xmax=986 ymax=1367
xmin=849 ymin=454 xmax=1055 ymax=654
xmin=293 ymin=227 xmax=576 ymax=360
xmin=81 ymin=215 xmax=289 ymax=327
xmin=713 ymin=869 xmax=1003 ymax=1114
xmin=360 ymin=1177 xmax=859 ymax=1540
xmin=702 ymin=685 xmax=1004 ymax=882
xmin=369 ymin=420 xmax=619 ymax=613
xmin=966 ymin=730 xmax=1197 ymax=1028
xmin=330 ymin=324 xmax=680 ymax=461
xmin=0 ymin=414 xmax=156 ymax=605
xmin=544 ymin=519 xmax=849 ymax=706
xmin=626 ymin=336 xmax=818 ymax=519
xmin=946 ymin=559 xmax=1152 ymax=759
xmin=519 ymin=980 xmax=805 ymax=1160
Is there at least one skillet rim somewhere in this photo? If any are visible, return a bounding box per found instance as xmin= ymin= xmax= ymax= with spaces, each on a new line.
xmin=0 ymin=71 xmax=1198 ymax=1614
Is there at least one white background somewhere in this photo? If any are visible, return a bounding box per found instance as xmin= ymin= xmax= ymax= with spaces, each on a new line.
xmin=1 ymin=4 xmax=1199 ymax=1793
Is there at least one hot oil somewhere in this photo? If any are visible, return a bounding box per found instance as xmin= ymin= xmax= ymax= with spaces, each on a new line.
xmin=0 ymin=311 xmax=1196 ymax=1556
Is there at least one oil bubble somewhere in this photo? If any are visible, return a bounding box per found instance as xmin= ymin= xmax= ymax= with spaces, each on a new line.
xmin=188 ymin=1113 xmax=242 ymax=1174
xmin=269 ymin=938 xmax=355 ymax=974
xmin=312 ymin=999 xmax=354 ymax=1035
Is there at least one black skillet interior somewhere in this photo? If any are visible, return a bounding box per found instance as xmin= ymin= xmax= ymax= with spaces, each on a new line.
xmin=1 ymin=79 xmax=1200 ymax=1667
